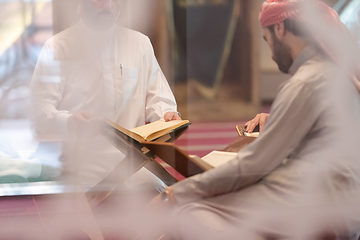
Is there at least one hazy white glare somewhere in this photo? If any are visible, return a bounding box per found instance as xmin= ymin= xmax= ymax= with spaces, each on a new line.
xmin=1 ymin=0 xmax=360 ymax=240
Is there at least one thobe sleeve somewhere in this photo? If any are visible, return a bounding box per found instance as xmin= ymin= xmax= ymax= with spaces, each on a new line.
xmin=30 ymin=41 xmax=71 ymax=140
xmin=143 ymin=38 xmax=178 ymax=123
xmin=172 ymin=79 xmax=320 ymax=205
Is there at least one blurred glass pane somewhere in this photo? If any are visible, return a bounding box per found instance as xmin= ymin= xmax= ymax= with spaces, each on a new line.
xmin=0 ymin=0 xmax=60 ymax=194
xmin=340 ymin=0 xmax=360 ymax=47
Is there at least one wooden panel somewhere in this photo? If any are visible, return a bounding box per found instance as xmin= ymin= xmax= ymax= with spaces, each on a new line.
xmin=141 ymin=142 xmax=208 ymax=177
xmin=52 ymin=0 xmax=79 ymax=34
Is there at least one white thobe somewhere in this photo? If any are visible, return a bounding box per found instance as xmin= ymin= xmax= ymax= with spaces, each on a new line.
xmin=168 ymin=46 xmax=360 ymax=239
xmin=31 ymin=20 xmax=177 ymax=189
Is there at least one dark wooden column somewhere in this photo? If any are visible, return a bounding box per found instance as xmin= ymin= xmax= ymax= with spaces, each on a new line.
xmin=166 ymin=0 xmax=261 ymax=121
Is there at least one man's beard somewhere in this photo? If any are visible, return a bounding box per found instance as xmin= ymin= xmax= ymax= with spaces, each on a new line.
xmin=271 ymin=32 xmax=293 ymax=74
xmin=95 ymin=10 xmax=115 ymax=27
xmin=84 ymin=8 xmax=116 ymax=31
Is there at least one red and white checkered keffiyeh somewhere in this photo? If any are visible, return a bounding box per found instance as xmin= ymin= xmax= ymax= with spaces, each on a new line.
xmin=259 ymin=0 xmax=360 ymax=92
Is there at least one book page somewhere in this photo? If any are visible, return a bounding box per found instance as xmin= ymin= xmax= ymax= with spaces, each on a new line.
xmin=190 ymin=155 xmax=214 ymax=172
xmin=202 ymin=151 xmax=238 ymax=168
xmin=130 ymin=120 xmax=185 ymax=140
xmin=244 ymin=132 xmax=259 ymax=137
xmin=236 ymin=124 xmax=259 ymax=137
xmin=104 ymin=118 xmax=144 ymax=142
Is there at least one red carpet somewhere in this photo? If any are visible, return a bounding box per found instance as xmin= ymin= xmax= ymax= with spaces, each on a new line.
xmin=174 ymin=121 xmax=245 ymax=157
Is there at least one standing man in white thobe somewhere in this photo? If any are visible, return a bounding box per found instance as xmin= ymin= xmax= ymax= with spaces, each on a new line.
xmin=31 ymin=0 xmax=180 ymax=192
xmin=149 ymin=1 xmax=360 ymax=239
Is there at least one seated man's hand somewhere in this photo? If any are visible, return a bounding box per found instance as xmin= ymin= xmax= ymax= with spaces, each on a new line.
xmin=164 ymin=112 xmax=181 ymax=122
xmin=245 ymin=113 xmax=270 ymax=133
xmin=149 ymin=186 xmax=177 ymax=207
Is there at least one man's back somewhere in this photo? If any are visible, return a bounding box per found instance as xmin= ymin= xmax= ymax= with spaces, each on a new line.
xmin=262 ymin=48 xmax=360 ymax=202
xmin=166 ymin=47 xmax=360 ymax=239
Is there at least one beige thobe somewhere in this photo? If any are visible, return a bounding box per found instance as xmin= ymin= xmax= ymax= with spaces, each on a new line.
xmin=169 ymin=46 xmax=360 ymax=239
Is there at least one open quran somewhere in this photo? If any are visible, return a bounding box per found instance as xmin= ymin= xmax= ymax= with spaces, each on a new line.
xmin=104 ymin=118 xmax=191 ymax=144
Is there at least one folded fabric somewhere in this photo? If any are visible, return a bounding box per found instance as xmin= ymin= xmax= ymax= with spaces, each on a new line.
xmin=0 ymin=151 xmax=42 ymax=179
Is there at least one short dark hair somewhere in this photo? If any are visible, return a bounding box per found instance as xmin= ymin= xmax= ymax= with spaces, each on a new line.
xmin=267 ymin=18 xmax=325 ymax=58
xmin=268 ymin=18 xmax=309 ymax=39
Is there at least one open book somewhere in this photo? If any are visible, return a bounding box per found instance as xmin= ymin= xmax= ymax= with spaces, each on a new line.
xmin=201 ymin=150 xmax=238 ymax=168
xmin=104 ymin=118 xmax=191 ymax=143
xmin=100 ymin=119 xmax=191 ymax=186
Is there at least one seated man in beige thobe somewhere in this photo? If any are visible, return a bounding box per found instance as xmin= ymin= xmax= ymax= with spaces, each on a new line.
xmin=149 ymin=1 xmax=360 ymax=239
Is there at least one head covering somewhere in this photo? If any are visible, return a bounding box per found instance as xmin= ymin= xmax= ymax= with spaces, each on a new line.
xmin=259 ymin=0 xmax=339 ymax=28
xmin=259 ymin=0 xmax=360 ymax=92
